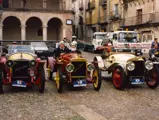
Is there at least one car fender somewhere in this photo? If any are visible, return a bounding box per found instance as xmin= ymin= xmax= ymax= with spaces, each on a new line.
xmin=94 ymin=56 xmax=105 ymax=68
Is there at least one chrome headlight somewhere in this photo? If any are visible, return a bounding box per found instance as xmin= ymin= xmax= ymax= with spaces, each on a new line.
xmin=29 ymin=60 xmax=36 ymax=67
xmin=66 ymin=63 xmax=74 ymax=72
xmin=127 ymin=61 xmax=135 ymax=71
xmin=6 ymin=60 xmax=14 ymax=67
xmin=145 ymin=61 xmax=153 ymax=70
xmin=87 ymin=63 xmax=95 ymax=71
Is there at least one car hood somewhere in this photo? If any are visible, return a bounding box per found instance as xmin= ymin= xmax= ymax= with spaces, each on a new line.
xmin=61 ymin=53 xmax=87 ymax=62
xmin=7 ymin=53 xmax=35 ymax=60
xmin=109 ymin=53 xmax=137 ymax=63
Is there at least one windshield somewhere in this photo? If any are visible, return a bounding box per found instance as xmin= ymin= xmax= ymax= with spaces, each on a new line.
xmin=8 ymin=45 xmax=34 ymax=54
xmin=118 ymin=32 xmax=139 ymax=43
xmin=95 ymin=34 xmax=106 ymax=39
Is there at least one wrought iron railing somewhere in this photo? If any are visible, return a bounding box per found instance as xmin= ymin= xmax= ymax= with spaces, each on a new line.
xmin=109 ymin=11 xmax=121 ymax=20
xmin=100 ymin=0 xmax=107 ymax=6
xmin=122 ymin=12 xmax=159 ymax=26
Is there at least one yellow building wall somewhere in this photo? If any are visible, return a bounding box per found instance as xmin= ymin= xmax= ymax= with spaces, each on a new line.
xmin=91 ymin=0 xmax=99 ymax=24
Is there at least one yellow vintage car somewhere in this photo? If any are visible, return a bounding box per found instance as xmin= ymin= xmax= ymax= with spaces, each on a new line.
xmin=0 ymin=45 xmax=45 ymax=93
xmin=47 ymin=52 xmax=102 ymax=93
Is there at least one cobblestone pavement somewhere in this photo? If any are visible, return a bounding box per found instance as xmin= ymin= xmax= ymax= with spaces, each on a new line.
xmin=0 ymin=52 xmax=159 ymax=120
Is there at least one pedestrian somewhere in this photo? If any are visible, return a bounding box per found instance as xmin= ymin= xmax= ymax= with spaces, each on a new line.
xmin=149 ymin=38 xmax=159 ymax=58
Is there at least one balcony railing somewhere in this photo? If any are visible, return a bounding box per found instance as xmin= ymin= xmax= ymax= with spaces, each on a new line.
xmin=123 ymin=12 xmax=159 ymax=26
xmin=100 ymin=16 xmax=107 ymax=23
xmin=4 ymin=1 xmax=67 ymax=11
xmin=86 ymin=18 xmax=92 ymax=25
xmin=109 ymin=11 xmax=121 ymax=20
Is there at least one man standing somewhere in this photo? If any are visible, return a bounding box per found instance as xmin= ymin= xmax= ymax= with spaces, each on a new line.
xmin=149 ymin=38 xmax=159 ymax=58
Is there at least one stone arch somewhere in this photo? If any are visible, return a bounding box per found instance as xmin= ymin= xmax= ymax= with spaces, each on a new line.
xmin=3 ymin=16 xmax=21 ymax=40
xmin=25 ymin=17 xmax=43 ymax=40
xmin=47 ymin=17 xmax=63 ymax=41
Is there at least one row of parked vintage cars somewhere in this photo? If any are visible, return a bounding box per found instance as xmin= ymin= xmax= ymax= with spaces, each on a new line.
xmin=0 ymin=41 xmax=158 ymax=94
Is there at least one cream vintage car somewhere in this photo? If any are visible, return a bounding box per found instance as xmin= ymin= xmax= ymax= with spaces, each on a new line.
xmin=94 ymin=52 xmax=159 ymax=90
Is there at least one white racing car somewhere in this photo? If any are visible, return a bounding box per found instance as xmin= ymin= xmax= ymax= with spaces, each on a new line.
xmin=93 ymin=52 xmax=159 ymax=89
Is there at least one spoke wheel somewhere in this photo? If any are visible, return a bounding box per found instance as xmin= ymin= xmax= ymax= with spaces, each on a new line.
xmin=93 ymin=59 xmax=102 ymax=91
xmin=146 ymin=67 xmax=159 ymax=89
xmin=112 ymin=66 xmax=126 ymax=90
xmin=38 ymin=67 xmax=45 ymax=93
xmin=55 ymin=68 xmax=64 ymax=93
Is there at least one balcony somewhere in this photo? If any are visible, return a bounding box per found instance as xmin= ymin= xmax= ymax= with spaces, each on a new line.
xmin=86 ymin=18 xmax=92 ymax=25
xmin=2 ymin=1 xmax=69 ymax=12
xmin=123 ymin=13 xmax=159 ymax=27
xmin=100 ymin=16 xmax=107 ymax=23
xmin=100 ymin=0 xmax=107 ymax=7
xmin=109 ymin=11 xmax=121 ymax=20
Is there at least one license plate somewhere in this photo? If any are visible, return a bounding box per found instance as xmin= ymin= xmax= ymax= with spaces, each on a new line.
xmin=12 ymin=80 xmax=27 ymax=88
xmin=73 ymin=80 xmax=87 ymax=87
xmin=131 ymin=78 xmax=144 ymax=85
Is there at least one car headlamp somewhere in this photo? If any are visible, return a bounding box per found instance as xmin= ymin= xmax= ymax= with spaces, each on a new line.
xmin=145 ymin=60 xmax=153 ymax=70
xmin=6 ymin=60 xmax=14 ymax=67
xmin=127 ymin=61 xmax=135 ymax=71
xmin=87 ymin=63 xmax=95 ymax=72
xmin=66 ymin=63 xmax=74 ymax=72
xmin=29 ymin=60 xmax=36 ymax=67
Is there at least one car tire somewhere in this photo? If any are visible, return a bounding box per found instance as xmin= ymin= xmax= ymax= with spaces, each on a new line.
xmin=146 ymin=67 xmax=159 ymax=89
xmin=93 ymin=58 xmax=102 ymax=91
xmin=55 ymin=68 xmax=64 ymax=93
xmin=0 ymin=72 xmax=3 ymax=94
xmin=39 ymin=67 xmax=45 ymax=93
xmin=112 ymin=66 xmax=126 ymax=90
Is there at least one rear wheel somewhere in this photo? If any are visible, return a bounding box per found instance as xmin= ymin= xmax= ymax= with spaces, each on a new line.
xmin=55 ymin=68 xmax=64 ymax=93
xmin=0 ymin=72 xmax=3 ymax=94
xmin=112 ymin=66 xmax=126 ymax=90
xmin=39 ymin=67 xmax=45 ymax=93
xmin=146 ymin=67 xmax=159 ymax=89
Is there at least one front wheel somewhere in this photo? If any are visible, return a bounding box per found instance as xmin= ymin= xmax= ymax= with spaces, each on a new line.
xmin=54 ymin=68 xmax=64 ymax=93
xmin=93 ymin=60 xmax=102 ymax=91
xmin=112 ymin=66 xmax=126 ymax=90
xmin=38 ymin=67 xmax=45 ymax=93
xmin=146 ymin=67 xmax=159 ymax=89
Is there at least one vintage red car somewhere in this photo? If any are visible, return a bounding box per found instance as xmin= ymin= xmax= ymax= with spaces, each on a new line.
xmin=47 ymin=52 xmax=102 ymax=93
xmin=0 ymin=45 xmax=45 ymax=93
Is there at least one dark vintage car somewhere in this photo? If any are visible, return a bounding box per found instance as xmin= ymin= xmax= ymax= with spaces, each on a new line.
xmin=94 ymin=51 xmax=158 ymax=90
xmin=0 ymin=44 xmax=46 ymax=93
xmin=47 ymin=52 xmax=102 ymax=93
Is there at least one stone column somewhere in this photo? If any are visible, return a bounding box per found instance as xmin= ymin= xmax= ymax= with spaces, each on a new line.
xmin=43 ymin=25 xmax=48 ymax=41
xmin=21 ymin=25 xmax=26 ymax=40
xmin=63 ymin=26 xmax=66 ymax=39
xmin=0 ymin=25 xmax=3 ymax=40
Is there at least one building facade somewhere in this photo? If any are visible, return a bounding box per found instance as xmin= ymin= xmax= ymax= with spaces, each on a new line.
xmin=121 ymin=0 xmax=159 ymax=41
xmin=108 ymin=0 xmax=123 ymax=31
xmin=72 ymin=0 xmax=86 ymax=40
xmin=85 ymin=0 xmax=107 ymax=41
xmin=0 ymin=0 xmax=73 ymax=41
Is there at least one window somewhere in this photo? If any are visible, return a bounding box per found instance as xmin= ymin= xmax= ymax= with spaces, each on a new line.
xmin=37 ymin=29 xmax=42 ymax=36
xmin=114 ymin=4 xmax=118 ymax=15
xmin=136 ymin=9 xmax=142 ymax=24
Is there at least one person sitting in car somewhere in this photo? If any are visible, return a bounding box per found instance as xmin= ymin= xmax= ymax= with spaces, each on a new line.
xmin=149 ymin=38 xmax=159 ymax=58
xmin=54 ymin=41 xmax=70 ymax=58
xmin=70 ymin=41 xmax=81 ymax=54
